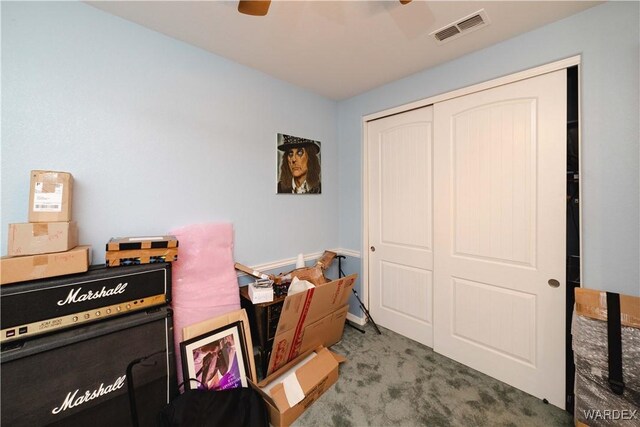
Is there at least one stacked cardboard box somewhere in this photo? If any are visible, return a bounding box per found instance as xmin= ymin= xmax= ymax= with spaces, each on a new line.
xmin=105 ymin=235 xmax=179 ymax=267
xmin=1 ymin=171 xmax=90 ymax=285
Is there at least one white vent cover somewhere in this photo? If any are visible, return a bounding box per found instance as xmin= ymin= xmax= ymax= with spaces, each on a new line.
xmin=431 ymin=9 xmax=490 ymax=44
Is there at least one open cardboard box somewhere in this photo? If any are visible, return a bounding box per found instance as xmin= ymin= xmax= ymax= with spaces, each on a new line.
xmin=267 ymin=273 xmax=356 ymax=375
xmin=249 ymin=346 xmax=345 ymax=427
xmin=183 ymin=308 xmax=349 ymax=427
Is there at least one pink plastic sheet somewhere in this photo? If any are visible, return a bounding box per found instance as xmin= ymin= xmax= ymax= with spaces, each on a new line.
xmin=169 ymin=223 xmax=240 ymax=386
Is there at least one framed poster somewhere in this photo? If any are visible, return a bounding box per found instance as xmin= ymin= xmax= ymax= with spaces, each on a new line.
xmin=277 ymin=133 xmax=321 ymax=194
xmin=180 ymin=321 xmax=250 ymax=391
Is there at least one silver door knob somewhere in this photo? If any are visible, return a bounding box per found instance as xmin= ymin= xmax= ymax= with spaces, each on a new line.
xmin=370 ymin=246 xmax=376 ymax=252
xmin=548 ymin=279 xmax=560 ymax=288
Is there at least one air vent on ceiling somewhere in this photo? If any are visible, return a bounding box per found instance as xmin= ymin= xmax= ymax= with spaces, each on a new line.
xmin=431 ymin=9 xmax=490 ymax=44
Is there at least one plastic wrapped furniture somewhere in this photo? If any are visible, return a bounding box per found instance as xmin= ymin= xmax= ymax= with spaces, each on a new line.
xmin=572 ymin=288 xmax=640 ymax=427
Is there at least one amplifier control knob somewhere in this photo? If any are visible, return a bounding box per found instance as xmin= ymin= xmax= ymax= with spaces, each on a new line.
xmin=95 ymin=311 xmax=101 ymax=317
xmin=84 ymin=314 xmax=90 ymax=319
xmin=116 ymin=306 xmax=122 ymax=312
xmin=126 ymin=304 xmax=131 ymax=310
xmin=106 ymin=308 xmax=112 ymax=314
xmin=73 ymin=316 xmax=78 ymax=322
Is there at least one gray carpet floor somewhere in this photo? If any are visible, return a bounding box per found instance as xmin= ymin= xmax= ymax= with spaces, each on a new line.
xmin=294 ymin=322 xmax=573 ymax=427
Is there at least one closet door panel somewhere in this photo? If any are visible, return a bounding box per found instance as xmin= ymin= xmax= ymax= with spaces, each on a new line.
xmin=367 ymin=106 xmax=434 ymax=347
xmin=453 ymin=99 xmax=536 ymax=266
xmin=434 ymin=70 xmax=566 ymax=407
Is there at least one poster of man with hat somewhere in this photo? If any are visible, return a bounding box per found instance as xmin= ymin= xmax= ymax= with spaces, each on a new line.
xmin=277 ymin=133 xmax=321 ymax=194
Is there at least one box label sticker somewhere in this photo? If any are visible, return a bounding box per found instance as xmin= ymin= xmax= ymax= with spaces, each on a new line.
xmin=282 ymin=372 xmax=305 ymax=407
xmin=33 ymin=182 xmax=63 ymax=212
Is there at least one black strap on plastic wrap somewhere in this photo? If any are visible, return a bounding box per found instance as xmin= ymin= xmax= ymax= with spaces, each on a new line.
xmin=606 ymin=292 xmax=625 ymax=395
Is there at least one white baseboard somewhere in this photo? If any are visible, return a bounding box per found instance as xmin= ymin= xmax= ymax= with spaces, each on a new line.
xmin=346 ymin=312 xmax=366 ymax=326
xmin=336 ymin=248 xmax=361 ymax=258
xmin=236 ymin=248 xmax=361 ymax=277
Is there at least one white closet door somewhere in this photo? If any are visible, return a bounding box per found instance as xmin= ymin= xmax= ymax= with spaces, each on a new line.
xmin=367 ymin=106 xmax=434 ymax=347
xmin=433 ymin=70 xmax=566 ymax=406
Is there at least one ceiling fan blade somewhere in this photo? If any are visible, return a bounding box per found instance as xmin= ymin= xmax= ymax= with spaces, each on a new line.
xmin=238 ymin=1 xmax=271 ymax=16
xmin=400 ymin=0 xmax=412 ymax=4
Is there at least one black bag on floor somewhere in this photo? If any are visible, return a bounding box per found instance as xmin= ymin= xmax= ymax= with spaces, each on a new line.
xmin=127 ymin=354 xmax=268 ymax=427
xmin=157 ymin=386 xmax=269 ymax=427
xmin=158 ymin=387 xmax=269 ymax=427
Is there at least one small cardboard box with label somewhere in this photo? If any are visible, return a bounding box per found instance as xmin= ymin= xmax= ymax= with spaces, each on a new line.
xmin=28 ymin=170 xmax=73 ymax=223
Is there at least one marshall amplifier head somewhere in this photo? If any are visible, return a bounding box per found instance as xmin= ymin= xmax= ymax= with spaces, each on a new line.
xmin=1 ymin=263 xmax=171 ymax=343
xmin=1 ymin=306 xmax=176 ymax=427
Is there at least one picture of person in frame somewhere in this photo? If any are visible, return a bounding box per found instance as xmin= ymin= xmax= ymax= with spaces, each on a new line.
xmin=277 ymin=133 xmax=321 ymax=194
xmin=192 ymin=335 xmax=241 ymax=390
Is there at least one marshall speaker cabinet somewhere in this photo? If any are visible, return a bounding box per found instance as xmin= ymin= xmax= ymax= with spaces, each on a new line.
xmin=1 ymin=263 xmax=171 ymax=343
xmin=1 ymin=306 xmax=176 ymax=427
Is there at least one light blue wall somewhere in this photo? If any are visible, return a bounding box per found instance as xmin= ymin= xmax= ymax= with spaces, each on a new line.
xmin=338 ymin=1 xmax=640 ymax=296
xmin=2 ymin=1 xmax=638 ymax=306
xmin=1 ymin=1 xmax=339 ymax=267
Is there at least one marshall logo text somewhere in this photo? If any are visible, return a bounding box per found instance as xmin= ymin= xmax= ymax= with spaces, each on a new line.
xmin=51 ymin=375 xmax=126 ymax=415
xmin=57 ymin=283 xmax=128 ymax=306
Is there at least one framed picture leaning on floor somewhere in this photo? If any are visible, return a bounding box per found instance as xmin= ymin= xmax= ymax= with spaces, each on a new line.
xmin=180 ymin=320 xmax=250 ymax=391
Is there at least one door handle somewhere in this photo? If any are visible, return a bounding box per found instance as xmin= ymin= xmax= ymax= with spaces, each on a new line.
xmin=548 ymin=279 xmax=560 ymax=288
xmin=370 ymin=246 xmax=376 ymax=252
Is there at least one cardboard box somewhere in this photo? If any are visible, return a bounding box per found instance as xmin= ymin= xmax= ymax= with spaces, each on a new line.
xmin=1 ymin=245 xmax=90 ymax=285
xmin=105 ymin=247 xmax=178 ymax=267
xmin=28 ymin=170 xmax=74 ymax=223
xmin=7 ymin=221 xmax=78 ymax=256
xmin=106 ymin=235 xmax=179 ymax=251
xmin=249 ymin=281 xmax=274 ymax=304
xmin=250 ymin=346 xmax=346 ymax=427
xmin=267 ymin=274 xmax=356 ymax=375
xmin=575 ymin=288 xmax=640 ymax=328
xmin=183 ymin=312 xmax=347 ymax=427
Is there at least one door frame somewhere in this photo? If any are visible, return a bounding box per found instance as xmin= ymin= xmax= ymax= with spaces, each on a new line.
xmin=362 ymin=55 xmax=582 ymax=323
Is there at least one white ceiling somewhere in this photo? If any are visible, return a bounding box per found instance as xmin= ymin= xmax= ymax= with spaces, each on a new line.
xmin=87 ymin=0 xmax=602 ymax=100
